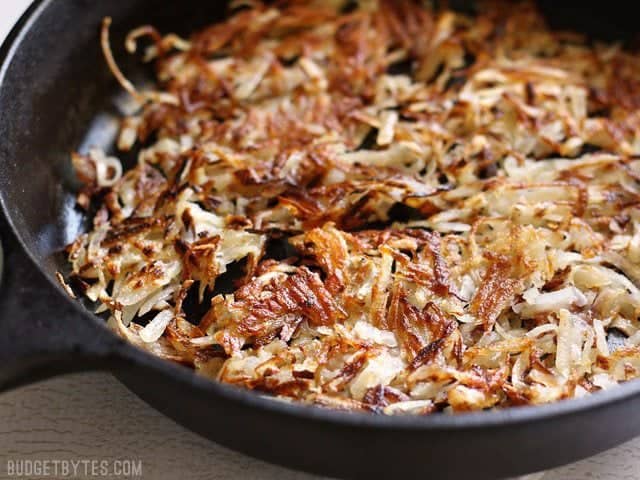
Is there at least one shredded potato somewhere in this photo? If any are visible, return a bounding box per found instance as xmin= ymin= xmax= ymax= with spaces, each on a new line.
xmin=66 ymin=0 xmax=640 ymax=414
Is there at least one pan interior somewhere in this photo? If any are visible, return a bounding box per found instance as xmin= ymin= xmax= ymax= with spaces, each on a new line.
xmin=0 ymin=0 xmax=635 ymax=285
xmin=0 ymin=0 xmax=638 ymax=381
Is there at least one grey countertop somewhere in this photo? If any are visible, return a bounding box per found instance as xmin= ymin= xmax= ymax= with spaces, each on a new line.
xmin=1 ymin=373 xmax=640 ymax=480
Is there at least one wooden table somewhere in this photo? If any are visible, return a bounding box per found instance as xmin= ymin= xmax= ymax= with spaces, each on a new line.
xmin=0 ymin=373 xmax=639 ymax=480
xmin=1 ymin=2 xmax=639 ymax=478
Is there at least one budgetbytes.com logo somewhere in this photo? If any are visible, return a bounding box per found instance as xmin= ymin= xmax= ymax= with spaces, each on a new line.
xmin=5 ymin=458 xmax=143 ymax=478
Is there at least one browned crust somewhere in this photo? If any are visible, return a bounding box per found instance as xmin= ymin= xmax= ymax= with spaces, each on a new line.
xmin=66 ymin=0 xmax=640 ymax=415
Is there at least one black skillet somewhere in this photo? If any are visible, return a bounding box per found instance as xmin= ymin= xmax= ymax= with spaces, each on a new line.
xmin=1 ymin=1 xmax=639 ymax=479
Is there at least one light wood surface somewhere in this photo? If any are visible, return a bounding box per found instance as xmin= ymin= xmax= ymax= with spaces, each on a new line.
xmin=1 ymin=1 xmax=640 ymax=479
xmin=1 ymin=373 xmax=640 ymax=480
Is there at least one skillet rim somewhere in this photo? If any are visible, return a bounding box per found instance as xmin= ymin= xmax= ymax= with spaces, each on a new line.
xmin=2 ymin=0 xmax=640 ymax=432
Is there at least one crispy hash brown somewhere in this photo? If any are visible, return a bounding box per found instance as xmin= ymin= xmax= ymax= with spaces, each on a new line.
xmin=66 ymin=0 xmax=640 ymax=414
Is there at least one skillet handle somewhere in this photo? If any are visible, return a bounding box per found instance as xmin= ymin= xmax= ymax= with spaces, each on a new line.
xmin=0 ymin=223 xmax=124 ymax=391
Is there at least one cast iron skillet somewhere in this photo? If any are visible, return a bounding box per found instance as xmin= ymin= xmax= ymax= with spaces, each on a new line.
xmin=1 ymin=1 xmax=639 ymax=479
